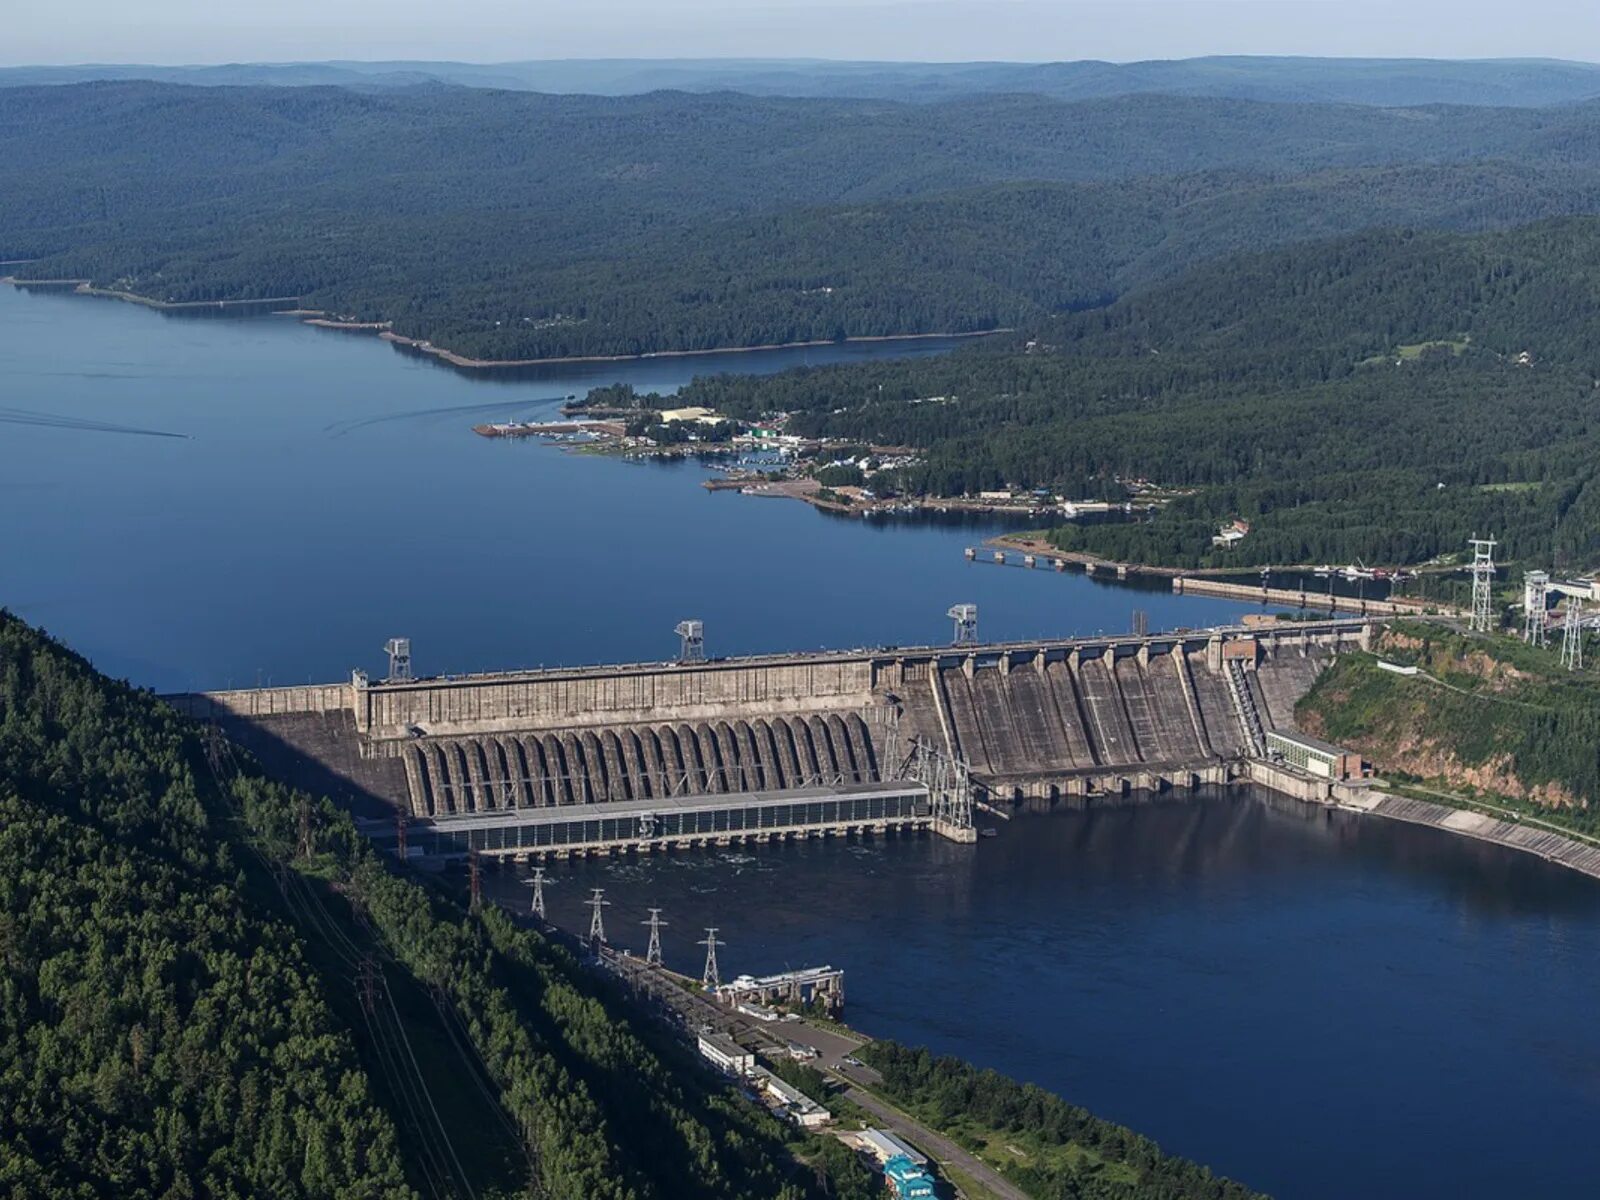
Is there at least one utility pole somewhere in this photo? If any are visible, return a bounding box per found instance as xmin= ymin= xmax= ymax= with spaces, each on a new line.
xmin=699 ymin=927 xmax=724 ymax=988
xmin=643 ymin=907 xmax=667 ymax=967
xmin=1562 ymin=598 xmax=1586 ymax=671
xmin=1523 ymin=570 xmax=1550 ymax=645
xmin=586 ymin=888 xmax=610 ymax=946
xmin=395 ymin=814 xmax=408 ymax=861
xmin=1466 ymin=535 xmax=1497 ymax=633
xmin=468 ymin=850 xmax=482 ymax=912
xmin=357 ymin=957 xmax=379 ymax=1017
xmin=523 ymin=867 xmax=548 ymax=919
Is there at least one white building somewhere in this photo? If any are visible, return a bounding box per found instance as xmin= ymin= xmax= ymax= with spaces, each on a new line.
xmin=752 ymin=1067 xmax=831 ymax=1128
xmin=659 ymin=406 xmax=725 ymax=425
xmin=859 ymin=1128 xmax=927 ymax=1167
xmin=697 ymin=1033 xmax=755 ymax=1077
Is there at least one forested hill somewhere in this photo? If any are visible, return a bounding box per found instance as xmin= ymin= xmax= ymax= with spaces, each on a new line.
xmin=667 ymin=217 xmax=1600 ymax=571
xmin=0 ymin=611 xmax=878 ymax=1199
xmin=8 ymin=81 xmax=1600 ymax=357
xmin=0 ymin=610 xmax=1273 ymax=1198
xmin=402 ymin=165 xmax=1600 ymax=360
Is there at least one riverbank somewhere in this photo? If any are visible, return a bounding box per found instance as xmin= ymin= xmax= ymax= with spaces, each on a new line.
xmin=3 ymin=277 xmax=298 ymax=310
xmin=2 ymin=276 xmax=1007 ymax=368
xmin=1247 ymin=758 xmax=1600 ymax=884
xmin=1340 ymin=785 xmax=1600 ymax=881
xmin=378 ymin=325 xmax=1008 ymax=370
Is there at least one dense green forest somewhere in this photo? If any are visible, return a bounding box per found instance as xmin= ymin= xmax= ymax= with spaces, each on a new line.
xmin=665 ymin=217 xmax=1600 ymax=569
xmin=7 ymin=82 xmax=1600 ymax=357
xmin=0 ymin=615 xmax=414 ymax=1197
xmin=0 ymin=611 xmax=881 ymax=1199
xmin=858 ymin=1042 xmax=1265 ymax=1200
xmin=0 ymin=610 xmax=1272 ymax=1198
xmin=1299 ymin=624 xmax=1600 ymax=821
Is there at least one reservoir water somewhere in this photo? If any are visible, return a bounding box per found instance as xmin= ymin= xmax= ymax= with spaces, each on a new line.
xmin=0 ymin=285 xmax=1252 ymax=692
xmin=7 ymin=284 xmax=1600 ymax=1198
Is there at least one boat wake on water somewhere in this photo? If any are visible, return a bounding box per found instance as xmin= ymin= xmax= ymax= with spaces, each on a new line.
xmin=323 ymin=397 xmax=567 ymax=436
xmin=0 ymin=407 xmax=188 ymax=439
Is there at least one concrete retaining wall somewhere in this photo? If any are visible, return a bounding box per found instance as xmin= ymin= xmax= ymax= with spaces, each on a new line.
xmin=1336 ymin=788 xmax=1600 ymax=881
xmin=356 ymin=658 xmax=875 ymax=738
xmin=169 ymin=683 xmax=350 ymax=720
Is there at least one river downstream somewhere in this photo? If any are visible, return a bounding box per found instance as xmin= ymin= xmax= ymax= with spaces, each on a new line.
xmin=490 ymin=789 xmax=1600 ymax=1200
xmin=8 ymin=284 xmax=1600 ymax=1200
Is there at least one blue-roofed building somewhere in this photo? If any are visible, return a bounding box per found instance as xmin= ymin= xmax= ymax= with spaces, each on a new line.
xmin=884 ymin=1153 xmax=936 ymax=1199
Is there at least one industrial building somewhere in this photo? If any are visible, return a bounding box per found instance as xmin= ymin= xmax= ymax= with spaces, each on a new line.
xmin=1265 ymin=729 xmax=1365 ymax=781
xmin=884 ymin=1155 xmax=936 ymax=1198
xmin=859 ymin=1128 xmax=926 ymax=1167
xmin=697 ymin=1033 xmax=754 ymax=1077
xmin=751 ymin=1067 xmax=831 ymax=1128
xmin=658 ymin=406 xmax=724 ymax=425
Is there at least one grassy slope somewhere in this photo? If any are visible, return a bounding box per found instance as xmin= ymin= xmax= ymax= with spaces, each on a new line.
xmin=1297 ymin=623 xmax=1600 ymax=829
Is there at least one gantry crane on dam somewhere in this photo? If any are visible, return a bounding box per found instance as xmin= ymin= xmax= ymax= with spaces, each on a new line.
xmin=170 ymin=613 xmax=1373 ymax=859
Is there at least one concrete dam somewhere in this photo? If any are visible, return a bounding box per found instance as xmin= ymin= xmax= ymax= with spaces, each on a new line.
xmin=171 ymin=619 xmax=1370 ymax=857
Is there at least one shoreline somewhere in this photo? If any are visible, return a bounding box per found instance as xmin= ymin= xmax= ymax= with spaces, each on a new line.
xmin=1 ymin=277 xmax=1004 ymax=368
xmin=5 ymin=277 xmax=298 ymax=311
xmin=1337 ymin=785 xmax=1600 ymax=882
xmin=992 ymin=533 xmax=1460 ymax=617
xmin=374 ymin=325 xmax=1008 ymax=370
xmin=1246 ymin=759 xmax=1600 ymax=884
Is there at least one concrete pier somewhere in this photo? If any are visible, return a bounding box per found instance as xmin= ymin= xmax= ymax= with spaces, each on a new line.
xmin=717 ymin=966 xmax=845 ymax=1014
xmin=1172 ymin=576 xmax=1457 ymax=618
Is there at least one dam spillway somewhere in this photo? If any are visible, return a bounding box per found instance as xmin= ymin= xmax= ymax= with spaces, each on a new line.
xmin=170 ymin=619 xmax=1371 ymax=854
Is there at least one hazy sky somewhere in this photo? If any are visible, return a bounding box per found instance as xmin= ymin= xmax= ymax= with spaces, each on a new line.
xmin=7 ymin=0 xmax=1600 ymax=67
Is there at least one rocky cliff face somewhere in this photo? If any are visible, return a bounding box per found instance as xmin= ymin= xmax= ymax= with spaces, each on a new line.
xmin=1296 ymin=626 xmax=1596 ymax=812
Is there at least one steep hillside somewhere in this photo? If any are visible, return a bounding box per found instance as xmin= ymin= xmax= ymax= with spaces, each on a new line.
xmin=0 ymin=614 xmax=416 ymax=1197
xmin=0 ymin=611 xmax=873 ymax=1199
xmin=1298 ymin=625 xmax=1600 ymax=823
xmin=0 ymin=609 xmax=1274 ymax=1198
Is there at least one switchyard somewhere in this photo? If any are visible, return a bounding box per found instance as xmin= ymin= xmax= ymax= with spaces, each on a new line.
xmin=170 ymin=618 xmax=1371 ymax=858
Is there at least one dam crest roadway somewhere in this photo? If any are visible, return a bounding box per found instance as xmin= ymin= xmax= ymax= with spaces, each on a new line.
xmin=170 ymin=618 xmax=1373 ymax=858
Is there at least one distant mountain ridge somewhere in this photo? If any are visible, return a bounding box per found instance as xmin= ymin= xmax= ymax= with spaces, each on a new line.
xmin=8 ymin=80 xmax=1600 ymax=360
xmin=5 ymin=55 xmax=1600 ymax=107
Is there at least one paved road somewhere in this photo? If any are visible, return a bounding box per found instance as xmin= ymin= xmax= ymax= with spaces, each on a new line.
xmin=778 ymin=1019 xmax=864 ymax=1067
xmin=603 ymin=953 xmax=1028 ymax=1200
xmin=831 ymin=1067 xmax=1030 ymax=1200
